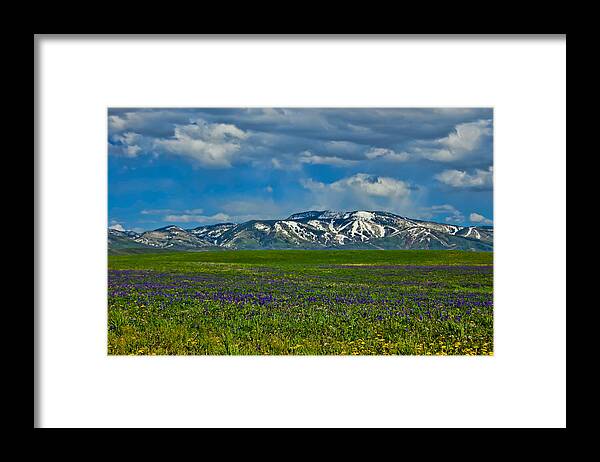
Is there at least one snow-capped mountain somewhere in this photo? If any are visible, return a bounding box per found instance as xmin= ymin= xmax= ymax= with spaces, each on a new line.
xmin=189 ymin=223 xmax=237 ymax=245
xmin=108 ymin=210 xmax=493 ymax=253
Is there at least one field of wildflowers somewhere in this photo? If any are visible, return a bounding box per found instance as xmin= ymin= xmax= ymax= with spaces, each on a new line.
xmin=108 ymin=250 xmax=493 ymax=355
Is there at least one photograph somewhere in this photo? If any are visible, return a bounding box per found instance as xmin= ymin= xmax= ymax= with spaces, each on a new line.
xmin=108 ymin=108 xmax=494 ymax=355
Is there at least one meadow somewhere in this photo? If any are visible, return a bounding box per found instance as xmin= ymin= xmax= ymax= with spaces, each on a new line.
xmin=108 ymin=250 xmax=493 ymax=355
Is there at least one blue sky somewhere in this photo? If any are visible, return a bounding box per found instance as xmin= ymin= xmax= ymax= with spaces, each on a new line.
xmin=108 ymin=108 xmax=493 ymax=232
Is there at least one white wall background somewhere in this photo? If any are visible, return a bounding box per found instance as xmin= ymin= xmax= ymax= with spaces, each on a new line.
xmin=36 ymin=36 xmax=566 ymax=428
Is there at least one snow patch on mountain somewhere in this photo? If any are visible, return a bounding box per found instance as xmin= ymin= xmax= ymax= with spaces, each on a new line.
xmin=254 ymin=223 xmax=271 ymax=233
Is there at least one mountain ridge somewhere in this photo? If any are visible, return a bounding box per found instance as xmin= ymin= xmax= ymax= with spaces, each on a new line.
xmin=108 ymin=210 xmax=493 ymax=253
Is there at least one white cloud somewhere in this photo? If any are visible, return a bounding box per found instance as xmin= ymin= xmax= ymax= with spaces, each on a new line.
xmin=418 ymin=204 xmax=465 ymax=223
xmin=325 ymin=140 xmax=363 ymax=154
xmin=110 ymin=132 xmax=146 ymax=158
xmin=435 ymin=166 xmax=493 ymax=190
xmin=264 ymin=186 xmax=273 ymax=193
xmin=413 ymin=147 xmax=455 ymax=162
xmin=235 ymin=108 xmax=337 ymax=132
xmin=302 ymin=173 xmax=411 ymax=198
xmin=164 ymin=212 xmax=231 ymax=224
xmin=415 ymin=119 xmax=492 ymax=162
xmin=141 ymin=208 xmax=204 ymax=215
xmin=365 ymin=147 xmax=411 ymax=162
xmin=108 ymin=110 xmax=192 ymax=136
xmin=336 ymin=173 xmax=411 ymax=197
xmin=108 ymin=223 xmax=125 ymax=231
xmin=271 ymin=158 xmax=283 ymax=169
xmin=108 ymin=115 xmax=128 ymax=131
xmin=299 ymin=150 xmax=358 ymax=166
xmin=125 ymin=145 xmax=141 ymax=156
xmin=469 ymin=212 xmax=493 ymax=225
xmin=154 ymin=120 xmax=248 ymax=168
xmin=301 ymin=173 xmax=417 ymax=213
xmin=440 ymin=119 xmax=492 ymax=152
xmin=141 ymin=209 xmax=169 ymax=215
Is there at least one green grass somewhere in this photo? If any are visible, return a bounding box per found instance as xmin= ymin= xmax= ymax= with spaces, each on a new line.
xmin=109 ymin=249 xmax=493 ymax=270
xmin=108 ymin=250 xmax=493 ymax=355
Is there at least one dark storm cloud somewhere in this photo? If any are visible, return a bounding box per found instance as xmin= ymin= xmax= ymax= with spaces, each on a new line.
xmin=192 ymin=108 xmax=492 ymax=150
xmin=108 ymin=107 xmax=493 ymax=170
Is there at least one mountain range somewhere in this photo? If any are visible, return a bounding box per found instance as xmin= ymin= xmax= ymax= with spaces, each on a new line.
xmin=108 ymin=210 xmax=493 ymax=253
